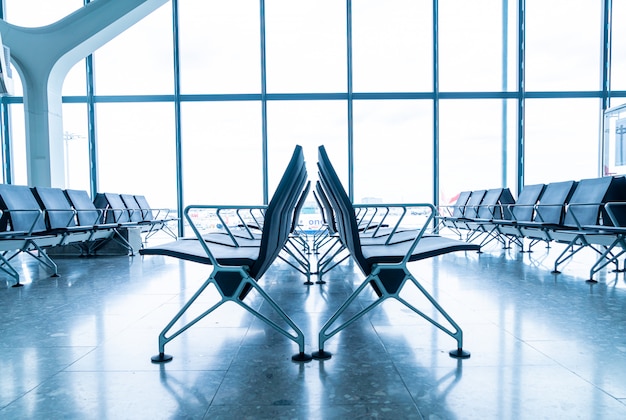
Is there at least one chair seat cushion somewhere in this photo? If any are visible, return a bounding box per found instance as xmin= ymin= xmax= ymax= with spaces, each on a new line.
xmin=140 ymin=238 xmax=259 ymax=266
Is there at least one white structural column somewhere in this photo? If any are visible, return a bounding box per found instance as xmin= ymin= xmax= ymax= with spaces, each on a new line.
xmin=0 ymin=0 xmax=169 ymax=187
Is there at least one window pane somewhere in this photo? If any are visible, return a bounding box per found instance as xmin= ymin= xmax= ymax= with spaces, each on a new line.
xmin=8 ymin=104 xmax=27 ymax=185
xmin=525 ymin=99 xmax=600 ymax=184
xmin=526 ymin=0 xmax=602 ymax=91
xmin=352 ymin=0 xmax=432 ymax=92
xmin=178 ymin=0 xmax=260 ymax=94
xmin=602 ymin=104 xmax=626 ymax=176
xmin=8 ymin=64 xmax=22 ymax=97
xmin=611 ymin=1 xmax=626 ymax=92
xmin=62 ymin=60 xmax=87 ymax=96
xmin=94 ymin=4 xmax=173 ymax=95
xmin=4 ymin=0 xmax=82 ymax=26
xmin=181 ymin=102 xmax=262 ymax=205
xmin=267 ymin=101 xmax=347 ymax=194
xmin=265 ymin=0 xmax=346 ymax=93
xmin=96 ymin=103 xmax=176 ymax=209
xmin=439 ymin=0 xmax=516 ymax=92
xmin=439 ymin=99 xmax=517 ymax=203
xmin=62 ymin=103 xmax=89 ymax=191
xmin=353 ymin=100 xmax=433 ymax=203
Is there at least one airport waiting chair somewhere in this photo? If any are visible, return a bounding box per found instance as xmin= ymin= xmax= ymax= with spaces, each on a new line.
xmin=312 ymin=145 xmax=480 ymax=361
xmin=0 ymin=184 xmax=63 ymax=285
xmin=64 ymin=189 xmax=132 ymax=256
xmin=133 ymin=194 xmax=178 ymax=240
xmin=547 ymin=176 xmax=626 ymax=278
xmin=140 ymin=145 xmax=312 ymax=363
xmin=491 ymin=183 xmax=545 ymax=250
xmin=501 ymin=180 xmax=576 ymax=252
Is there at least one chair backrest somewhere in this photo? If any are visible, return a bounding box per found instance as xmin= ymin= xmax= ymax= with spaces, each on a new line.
xmin=120 ymin=194 xmax=144 ymax=223
xmin=290 ymin=180 xmax=311 ymax=233
xmin=563 ymin=176 xmax=626 ymax=227
xmin=474 ymin=188 xmax=507 ymax=220
xmin=465 ymin=190 xmax=487 ymax=219
xmin=509 ymin=184 xmax=545 ymax=222
xmin=496 ymin=188 xmax=516 ymax=220
xmin=450 ymin=191 xmax=471 ymax=218
xmin=317 ymin=145 xmax=367 ymax=273
xmin=249 ymin=145 xmax=307 ymax=280
xmin=0 ymin=184 xmax=48 ymax=233
xmin=31 ymin=186 xmax=76 ymax=230
xmin=94 ymin=193 xmax=131 ymax=223
xmin=315 ymin=180 xmax=337 ymax=234
xmin=133 ymin=195 xmax=155 ymax=221
xmin=64 ymin=189 xmax=103 ymax=226
xmin=533 ymin=180 xmax=577 ymax=224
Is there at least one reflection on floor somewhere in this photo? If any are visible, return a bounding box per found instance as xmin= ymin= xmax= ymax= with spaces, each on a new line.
xmin=1 ymin=240 xmax=625 ymax=419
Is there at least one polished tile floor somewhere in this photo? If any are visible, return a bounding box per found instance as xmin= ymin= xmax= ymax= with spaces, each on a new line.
xmin=1 ymin=238 xmax=626 ymax=419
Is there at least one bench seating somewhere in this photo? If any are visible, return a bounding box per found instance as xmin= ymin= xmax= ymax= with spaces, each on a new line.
xmin=445 ymin=176 xmax=626 ymax=281
xmin=313 ymin=145 xmax=480 ymax=360
xmin=139 ymin=145 xmax=313 ymax=363
xmin=95 ymin=192 xmax=178 ymax=249
xmin=0 ymin=184 xmax=165 ymax=286
xmin=0 ymin=184 xmax=69 ymax=285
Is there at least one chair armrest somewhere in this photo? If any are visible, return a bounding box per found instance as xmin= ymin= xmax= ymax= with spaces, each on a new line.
xmin=186 ymin=204 xmax=268 ymax=248
xmin=354 ymin=202 xmax=435 ymax=246
xmin=1 ymin=208 xmax=46 ymax=234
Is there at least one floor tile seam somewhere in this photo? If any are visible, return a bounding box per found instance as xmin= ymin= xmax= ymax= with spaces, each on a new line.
xmin=522 ymin=339 xmax=626 ymax=399
xmin=370 ymin=307 xmax=426 ymax=420
xmin=0 ymin=368 xmax=69 ymax=412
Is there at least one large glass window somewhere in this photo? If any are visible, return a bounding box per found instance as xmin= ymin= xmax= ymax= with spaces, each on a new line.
xmin=96 ymin=103 xmax=176 ymax=209
xmin=524 ymin=99 xmax=600 ymax=184
xmin=353 ymin=100 xmax=433 ymax=203
xmin=265 ymin=0 xmax=346 ymax=93
xmin=62 ymin=103 xmax=89 ymax=191
xmin=351 ymin=0 xmax=432 ymax=93
xmin=439 ymin=0 xmax=516 ymax=92
xmin=439 ymin=99 xmax=516 ymax=202
xmin=611 ymin=1 xmax=626 ymax=92
xmin=266 ymin=100 xmax=347 ymax=191
xmin=526 ymin=0 xmax=602 ymax=91
xmin=178 ymin=0 xmax=260 ymax=94
xmin=94 ymin=3 xmax=173 ymax=95
xmin=181 ymin=101 xmax=262 ymax=205
xmin=8 ymin=104 xmax=26 ymax=185
xmin=4 ymin=0 xmax=82 ymax=26
xmin=2 ymin=0 xmax=621 ymax=221
xmin=62 ymin=60 xmax=87 ymax=96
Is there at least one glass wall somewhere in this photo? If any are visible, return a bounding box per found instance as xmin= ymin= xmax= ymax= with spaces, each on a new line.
xmin=2 ymin=0 xmax=625 ymax=235
xmin=178 ymin=0 xmax=260 ymax=94
xmin=353 ymin=100 xmax=432 ymax=203
xmin=95 ymin=103 xmax=176 ymax=209
xmin=524 ymin=99 xmax=600 ymax=184
xmin=265 ymin=0 xmax=346 ymax=93
xmin=525 ymin=0 xmax=601 ymax=91
xmin=351 ymin=0 xmax=432 ymax=92
xmin=439 ymin=0 xmax=516 ymax=92
xmin=94 ymin=3 xmax=173 ymax=96
xmin=181 ymin=101 xmax=262 ymax=206
xmin=439 ymin=99 xmax=517 ymax=202
xmin=611 ymin=1 xmax=626 ymax=94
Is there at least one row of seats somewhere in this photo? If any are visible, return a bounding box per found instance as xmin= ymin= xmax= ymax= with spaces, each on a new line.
xmin=0 ymin=185 xmax=176 ymax=287
xmin=139 ymin=145 xmax=479 ymax=363
xmin=140 ymin=145 xmax=311 ymax=362
xmin=438 ymin=176 xmax=626 ymax=282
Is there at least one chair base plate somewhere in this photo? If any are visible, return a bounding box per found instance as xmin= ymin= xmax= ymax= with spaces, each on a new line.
xmin=151 ymin=353 xmax=173 ymax=363
xmin=311 ymin=350 xmax=332 ymax=360
xmin=292 ymin=352 xmax=313 ymax=362
xmin=449 ymin=348 xmax=471 ymax=359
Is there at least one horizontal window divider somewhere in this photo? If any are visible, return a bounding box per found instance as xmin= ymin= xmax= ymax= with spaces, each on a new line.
xmin=3 ymin=90 xmax=621 ymax=106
